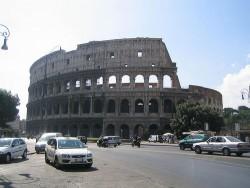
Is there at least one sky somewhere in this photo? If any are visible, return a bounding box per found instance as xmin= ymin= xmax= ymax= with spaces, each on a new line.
xmin=0 ymin=0 xmax=250 ymax=119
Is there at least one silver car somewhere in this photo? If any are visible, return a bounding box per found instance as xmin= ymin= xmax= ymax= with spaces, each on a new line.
xmin=193 ymin=136 xmax=250 ymax=156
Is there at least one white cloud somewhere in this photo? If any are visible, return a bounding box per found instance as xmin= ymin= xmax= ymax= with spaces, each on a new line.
xmin=217 ymin=64 xmax=250 ymax=109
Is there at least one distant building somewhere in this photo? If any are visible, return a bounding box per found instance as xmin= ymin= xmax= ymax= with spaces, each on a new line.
xmin=26 ymin=38 xmax=223 ymax=138
xmin=5 ymin=118 xmax=26 ymax=137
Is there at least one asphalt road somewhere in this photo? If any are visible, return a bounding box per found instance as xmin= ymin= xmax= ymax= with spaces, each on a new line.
xmin=1 ymin=142 xmax=250 ymax=188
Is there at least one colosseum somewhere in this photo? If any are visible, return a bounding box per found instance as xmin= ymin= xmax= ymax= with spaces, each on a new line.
xmin=26 ymin=38 xmax=223 ymax=138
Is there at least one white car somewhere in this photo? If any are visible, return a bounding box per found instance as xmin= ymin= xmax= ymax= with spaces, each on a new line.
xmin=193 ymin=136 xmax=250 ymax=156
xmin=0 ymin=138 xmax=28 ymax=163
xmin=45 ymin=137 xmax=93 ymax=168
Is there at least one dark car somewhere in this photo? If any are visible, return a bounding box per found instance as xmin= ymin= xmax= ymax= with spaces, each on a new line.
xmin=77 ymin=136 xmax=87 ymax=144
xmin=179 ymin=134 xmax=209 ymax=150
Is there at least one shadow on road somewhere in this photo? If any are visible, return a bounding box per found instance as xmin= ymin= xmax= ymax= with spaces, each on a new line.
xmin=60 ymin=166 xmax=98 ymax=173
xmin=0 ymin=158 xmax=29 ymax=165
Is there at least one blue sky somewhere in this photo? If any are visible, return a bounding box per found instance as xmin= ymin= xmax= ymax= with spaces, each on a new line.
xmin=0 ymin=0 xmax=250 ymax=119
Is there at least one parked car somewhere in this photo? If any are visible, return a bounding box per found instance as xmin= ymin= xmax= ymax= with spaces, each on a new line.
xmin=97 ymin=136 xmax=121 ymax=147
xmin=45 ymin=137 xmax=93 ymax=168
xmin=35 ymin=132 xmax=62 ymax=153
xmin=0 ymin=138 xmax=27 ymax=163
xmin=179 ymin=134 xmax=209 ymax=150
xmin=193 ymin=136 xmax=250 ymax=156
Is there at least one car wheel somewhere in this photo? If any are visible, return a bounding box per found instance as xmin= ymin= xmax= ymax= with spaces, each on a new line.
xmin=5 ymin=153 xmax=11 ymax=163
xmin=223 ymin=148 xmax=231 ymax=156
xmin=45 ymin=152 xmax=50 ymax=164
xmin=180 ymin=144 xmax=185 ymax=150
xmin=22 ymin=150 xmax=27 ymax=160
xmin=195 ymin=146 xmax=202 ymax=154
xmin=54 ymin=156 xmax=61 ymax=169
xmin=236 ymin=152 xmax=243 ymax=157
xmin=36 ymin=150 xmax=40 ymax=154
xmin=85 ymin=163 xmax=92 ymax=168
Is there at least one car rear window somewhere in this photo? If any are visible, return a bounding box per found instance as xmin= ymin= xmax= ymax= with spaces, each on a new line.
xmin=226 ymin=136 xmax=242 ymax=142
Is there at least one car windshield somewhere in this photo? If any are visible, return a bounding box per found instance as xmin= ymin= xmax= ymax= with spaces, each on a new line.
xmin=0 ymin=139 xmax=12 ymax=147
xmin=58 ymin=139 xmax=86 ymax=149
xmin=226 ymin=136 xmax=242 ymax=142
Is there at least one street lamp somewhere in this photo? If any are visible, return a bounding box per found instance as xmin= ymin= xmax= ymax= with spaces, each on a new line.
xmin=0 ymin=24 xmax=10 ymax=50
xmin=241 ymin=85 xmax=250 ymax=103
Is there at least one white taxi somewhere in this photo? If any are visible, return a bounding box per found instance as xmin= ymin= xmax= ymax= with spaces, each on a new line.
xmin=45 ymin=137 xmax=93 ymax=168
xmin=0 ymin=138 xmax=27 ymax=163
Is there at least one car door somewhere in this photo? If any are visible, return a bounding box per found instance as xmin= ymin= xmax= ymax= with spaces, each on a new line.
xmin=203 ymin=137 xmax=216 ymax=151
xmin=213 ymin=137 xmax=226 ymax=151
xmin=11 ymin=139 xmax=20 ymax=158
xmin=18 ymin=139 xmax=26 ymax=155
xmin=50 ymin=139 xmax=57 ymax=161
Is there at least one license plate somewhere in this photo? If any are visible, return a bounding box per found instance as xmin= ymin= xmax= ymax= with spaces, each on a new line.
xmin=72 ymin=158 xmax=83 ymax=163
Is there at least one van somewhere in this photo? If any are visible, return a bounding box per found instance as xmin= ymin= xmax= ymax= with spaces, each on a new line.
xmin=35 ymin=132 xmax=62 ymax=153
xmin=148 ymin=135 xmax=162 ymax=142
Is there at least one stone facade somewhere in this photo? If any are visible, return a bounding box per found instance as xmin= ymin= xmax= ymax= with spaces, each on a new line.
xmin=26 ymin=38 xmax=223 ymax=138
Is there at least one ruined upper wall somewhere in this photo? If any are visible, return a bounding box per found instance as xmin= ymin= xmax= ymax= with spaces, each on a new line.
xmin=29 ymin=38 xmax=176 ymax=85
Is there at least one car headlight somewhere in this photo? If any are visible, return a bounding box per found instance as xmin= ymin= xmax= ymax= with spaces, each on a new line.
xmin=87 ymin=153 xmax=92 ymax=158
xmin=61 ymin=154 xmax=70 ymax=158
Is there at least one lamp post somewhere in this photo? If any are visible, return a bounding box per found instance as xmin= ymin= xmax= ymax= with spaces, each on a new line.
xmin=241 ymin=85 xmax=250 ymax=103
xmin=0 ymin=24 xmax=10 ymax=50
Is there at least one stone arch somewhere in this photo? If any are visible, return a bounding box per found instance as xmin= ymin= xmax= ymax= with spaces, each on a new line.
xmin=121 ymin=75 xmax=130 ymax=87
xmin=164 ymin=99 xmax=174 ymax=113
xmin=106 ymin=124 xmax=115 ymax=135
xmin=120 ymin=99 xmax=129 ymax=113
xmin=163 ymin=75 xmax=172 ymax=88
xmin=134 ymin=124 xmax=144 ymax=137
xmin=135 ymin=99 xmax=144 ymax=113
xmin=94 ymin=99 xmax=103 ymax=113
xmin=149 ymin=99 xmax=158 ymax=113
xmin=97 ymin=76 xmax=103 ymax=88
xmin=109 ymin=75 xmax=116 ymax=88
xmin=149 ymin=124 xmax=158 ymax=135
xmin=149 ymin=75 xmax=159 ymax=88
xmin=93 ymin=124 xmax=102 ymax=137
xmin=107 ymin=99 xmax=116 ymax=113
xmin=79 ymin=124 xmax=90 ymax=136
xmin=135 ymin=75 xmax=144 ymax=88
xmin=120 ymin=124 xmax=130 ymax=139
xmin=85 ymin=79 xmax=92 ymax=90
xmin=82 ymin=99 xmax=90 ymax=113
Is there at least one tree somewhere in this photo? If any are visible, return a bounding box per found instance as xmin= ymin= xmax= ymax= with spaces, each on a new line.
xmin=0 ymin=89 xmax=20 ymax=128
xmin=171 ymin=102 xmax=223 ymax=137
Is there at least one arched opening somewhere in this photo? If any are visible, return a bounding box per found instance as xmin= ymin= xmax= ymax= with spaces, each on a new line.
xmin=135 ymin=99 xmax=144 ymax=113
xmin=149 ymin=99 xmax=158 ymax=113
xmin=109 ymin=75 xmax=116 ymax=88
xmin=96 ymin=76 xmax=103 ymax=88
xmin=94 ymin=99 xmax=103 ymax=113
xmin=120 ymin=99 xmax=129 ymax=113
xmin=93 ymin=124 xmax=102 ymax=137
xmin=164 ymin=99 xmax=173 ymax=113
xmin=79 ymin=124 xmax=89 ymax=137
xmin=73 ymin=101 xmax=79 ymax=114
xmin=107 ymin=99 xmax=116 ymax=113
xmin=106 ymin=124 xmax=115 ymax=136
xmin=135 ymin=75 xmax=144 ymax=88
xmin=121 ymin=75 xmax=130 ymax=87
xmin=82 ymin=99 xmax=90 ymax=113
xmin=149 ymin=75 xmax=159 ymax=88
xmin=163 ymin=75 xmax=172 ymax=88
xmin=149 ymin=124 xmax=158 ymax=135
xmin=85 ymin=79 xmax=91 ymax=90
xmin=120 ymin=124 xmax=130 ymax=139
xmin=134 ymin=124 xmax=144 ymax=137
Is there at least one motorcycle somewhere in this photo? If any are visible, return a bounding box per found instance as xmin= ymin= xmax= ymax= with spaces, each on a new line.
xmin=131 ymin=137 xmax=141 ymax=148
